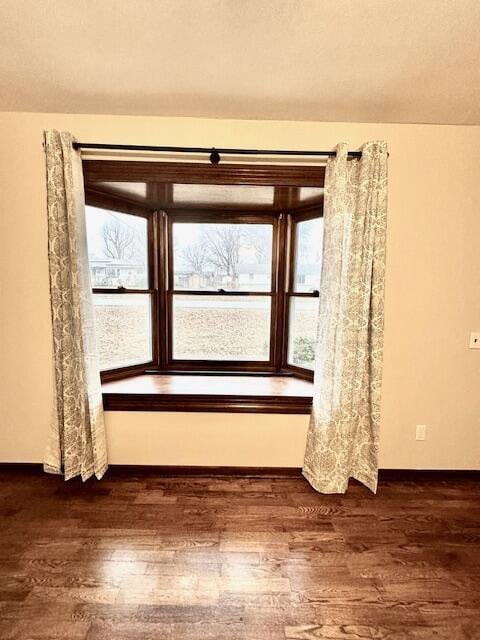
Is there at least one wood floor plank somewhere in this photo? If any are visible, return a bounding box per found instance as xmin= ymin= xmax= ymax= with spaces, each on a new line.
xmin=0 ymin=469 xmax=479 ymax=639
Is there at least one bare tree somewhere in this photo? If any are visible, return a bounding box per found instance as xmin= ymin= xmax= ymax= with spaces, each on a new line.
xmin=102 ymin=218 xmax=139 ymax=260
xmin=180 ymin=242 xmax=209 ymax=274
xmin=246 ymin=226 xmax=270 ymax=264
xmin=297 ymin=220 xmax=322 ymax=264
xmin=296 ymin=233 xmax=310 ymax=263
xmin=203 ymin=225 xmax=242 ymax=284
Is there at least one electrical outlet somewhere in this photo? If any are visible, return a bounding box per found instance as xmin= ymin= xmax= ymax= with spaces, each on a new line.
xmin=469 ymin=332 xmax=480 ymax=349
xmin=416 ymin=425 xmax=427 ymax=441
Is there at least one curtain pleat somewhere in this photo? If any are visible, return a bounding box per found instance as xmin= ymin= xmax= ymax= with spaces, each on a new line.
xmin=44 ymin=130 xmax=108 ymax=481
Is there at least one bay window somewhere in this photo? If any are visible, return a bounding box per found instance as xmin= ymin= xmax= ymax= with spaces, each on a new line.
xmin=83 ymin=161 xmax=324 ymax=382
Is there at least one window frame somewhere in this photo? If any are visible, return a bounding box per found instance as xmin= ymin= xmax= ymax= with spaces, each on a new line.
xmin=83 ymin=162 xmax=324 ymax=383
xmin=86 ymin=189 xmax=159 ymax=380
xmin=165 ymin=209 xmax=279 ymax=372
xmin=284 ymin=206 xmax=323 ymax=378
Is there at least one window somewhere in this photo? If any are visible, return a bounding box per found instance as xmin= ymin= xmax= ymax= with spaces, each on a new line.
xmin=287 ymin=215 xmax=323 ymax=371
xmin=85 ymin=206 xmax=154 ymax=373
xmin=83 ymin=162 xmax=324 ymax=381
xmin=171 ymin=220 xmax=274 ymax=362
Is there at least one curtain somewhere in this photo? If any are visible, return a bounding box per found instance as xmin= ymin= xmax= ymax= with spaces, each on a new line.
xmin=303 ymin=141 xmax=388 ymax=494
xmin=44 ymin=130 xmax=108 ymax=481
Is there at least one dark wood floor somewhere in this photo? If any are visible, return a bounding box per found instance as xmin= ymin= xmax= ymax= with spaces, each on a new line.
xmin=0 ymin=469 xmax=479 ymax=639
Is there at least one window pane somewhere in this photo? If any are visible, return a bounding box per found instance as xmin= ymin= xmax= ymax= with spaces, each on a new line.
xmin=85 ymin=206 xmax=148 ymax=289
xmin=298 ymin=187 xmax=324 ymax=204
xmin=173 ymin=223 xmax=272 ymax=292
xmin=288 ymin=297 xmax=319 ymax=370
xmin=173 ymin=295 xmax=271 ymax=360
xmin=93 ymin=294 xmax=152 ymax=370
xmin=173 ymin=184 xmax=275 ymax=207
xmin=294 ymin=217 xmax=323 ymax=292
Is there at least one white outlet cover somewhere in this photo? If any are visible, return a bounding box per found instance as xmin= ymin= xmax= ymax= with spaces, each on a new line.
xmin=416 ymin=425 xmax=427 ymax=441
xmin=469 ymin=332 xmax=480 ymax=349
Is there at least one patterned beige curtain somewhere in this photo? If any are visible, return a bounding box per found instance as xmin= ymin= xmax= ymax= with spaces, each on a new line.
xmin=44 ymin=130 xmax=108 ymax=481
xmin=303 ymin=141 xmax=388 ymax=494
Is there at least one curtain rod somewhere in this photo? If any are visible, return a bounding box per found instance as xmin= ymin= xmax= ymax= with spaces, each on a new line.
xmin=72 ymin=142 xmax=362 ymax=164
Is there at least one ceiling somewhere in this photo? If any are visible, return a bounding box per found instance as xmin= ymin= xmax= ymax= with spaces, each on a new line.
xmin=1 ymin=0 xmax=480 ymax=125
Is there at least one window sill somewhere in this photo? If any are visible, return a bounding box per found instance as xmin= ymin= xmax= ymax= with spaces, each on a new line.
xmin=102 ymin=374 xmax=313 ymax=414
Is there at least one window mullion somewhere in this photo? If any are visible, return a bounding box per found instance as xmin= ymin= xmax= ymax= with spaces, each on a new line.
xmin=92 ymin=288 xmax=154 ymax=294
xmin=273 ymin=212 xmax=289 ymax=370
xmin=156 ymin=210 xmax=168 ymax=368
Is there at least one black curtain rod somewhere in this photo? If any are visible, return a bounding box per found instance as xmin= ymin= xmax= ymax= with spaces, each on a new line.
xmin=71 ymin=142 xmax=362 ymax=163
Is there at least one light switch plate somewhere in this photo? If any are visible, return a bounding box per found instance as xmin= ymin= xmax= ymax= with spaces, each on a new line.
xmin=469 ymin=332 xmax=480 ymax=349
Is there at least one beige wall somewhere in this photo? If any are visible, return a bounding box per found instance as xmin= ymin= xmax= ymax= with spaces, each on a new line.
xmin=0 ymin=112 xmax=479 ymax=469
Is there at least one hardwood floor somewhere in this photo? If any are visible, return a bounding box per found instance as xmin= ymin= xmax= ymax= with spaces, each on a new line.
xmin=0 ymin=468 xmax=479 ymax=639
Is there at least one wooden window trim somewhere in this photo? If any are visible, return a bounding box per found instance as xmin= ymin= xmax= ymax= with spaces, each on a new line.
xmin=103 ymin=392 xmax=312 ymax=414
xmin=83 ymin=160 xmax=325 ymax=187
xmin=86 ymin=191 xmax=158 ymax=378
xmin=282 ymin=207 xmax=323 ymax=380
xmin=165 ymin=208 xmax=279 ymax=369
xmin=102 ymin=373 xmax=313 ymax=414
xmin=84 ymin=161 xmax=323 ymax=387
xmin=85 ymin=187 xmax=152 ymax=218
